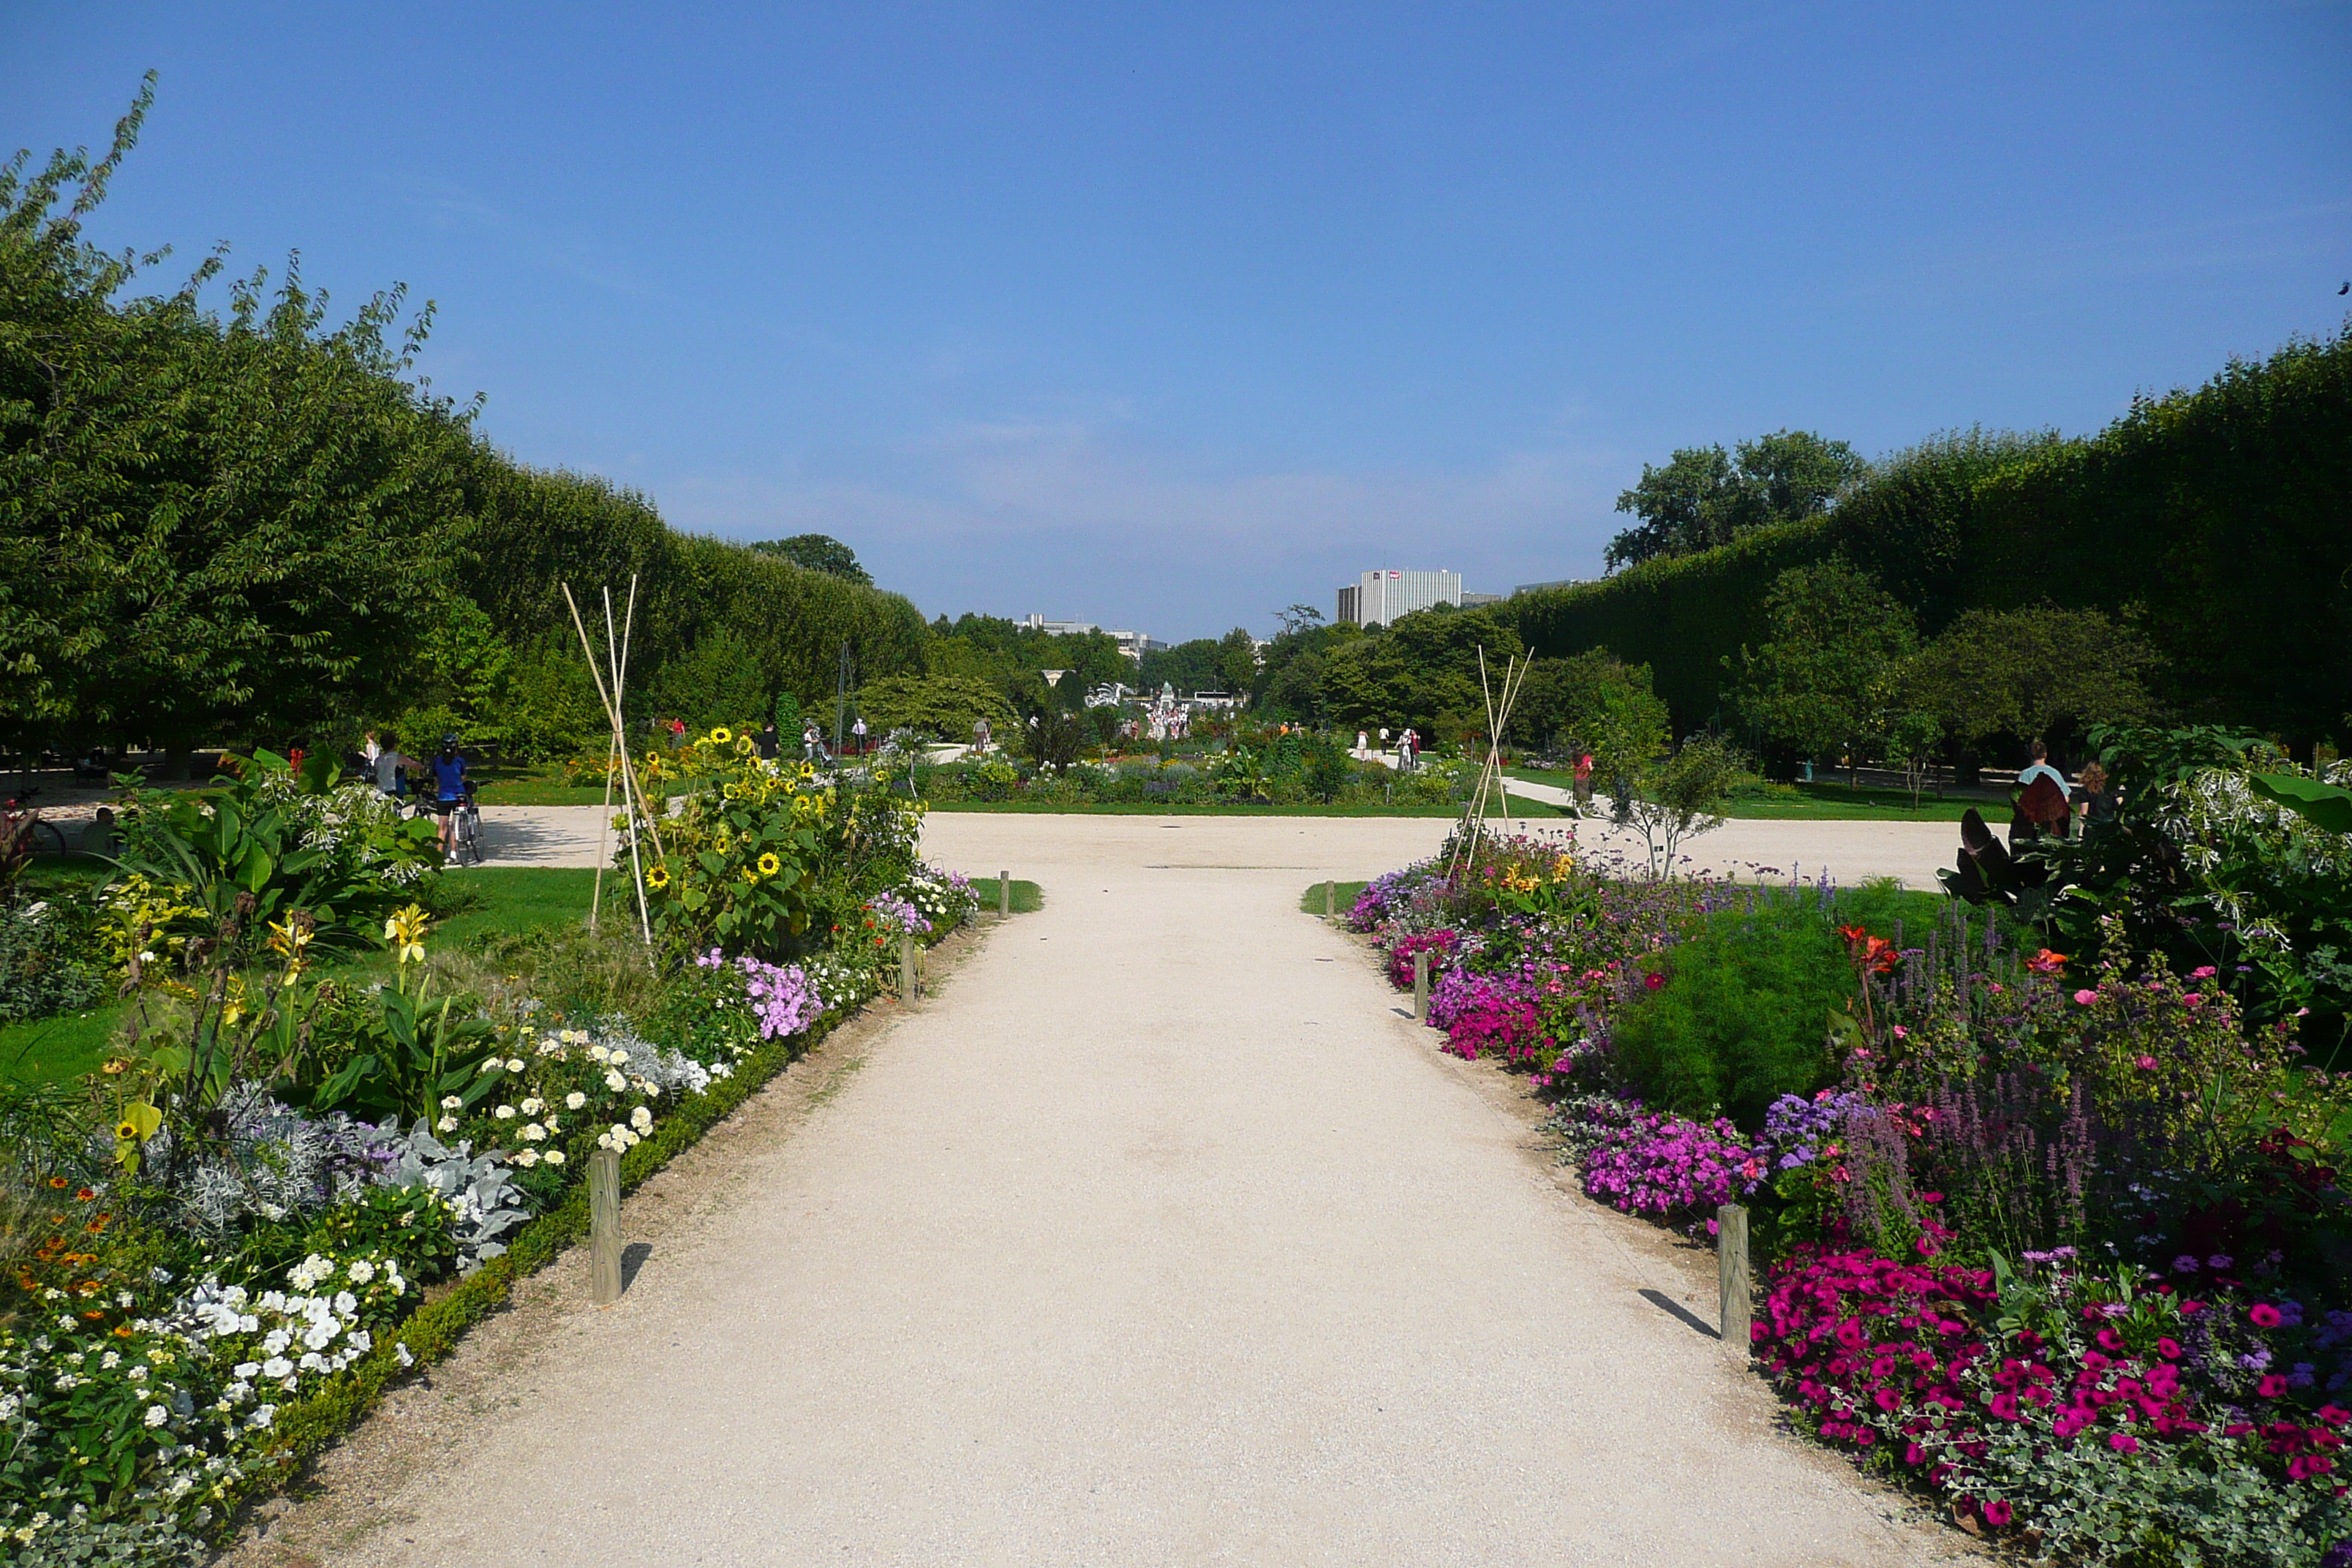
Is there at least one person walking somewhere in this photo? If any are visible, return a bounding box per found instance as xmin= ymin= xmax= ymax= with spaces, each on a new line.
xmin=2015 ymin=739 xmax=2071 ymax=836
xmin=757 ymin=720 xmax=780 ymax=761
xmin=973 ymin=715 xmax=992 ymax=754
xmin=374 ymin=738 xmax=409 ymax=801
xmin=802 ymin=720 xmax=823 ymax=762
xmin=851 ymin=717 xmax=869 ymax=756
xmin=2073 ymin=761 xmax=2117 ymax=834
xmin=1354 ymin=730 xmax=1368 ymax=760
xmin=427 ymin=735 xmax=470 ymax=856
xmin=1572 ymin=745 xmax=1594 ymax=814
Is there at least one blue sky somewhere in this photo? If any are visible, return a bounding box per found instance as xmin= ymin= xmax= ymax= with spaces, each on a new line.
xmin=6 ymin=3 xmax=2348 ymax=642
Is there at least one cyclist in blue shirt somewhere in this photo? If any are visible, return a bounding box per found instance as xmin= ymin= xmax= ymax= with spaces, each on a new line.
xmin=429 ymin=734 xmax=470 ymax=856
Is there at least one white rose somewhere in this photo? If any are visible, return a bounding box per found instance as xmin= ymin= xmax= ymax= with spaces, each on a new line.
xmin=493 ymin=1105 xmax=516 ymax=1120
xmin=513 ymin=1147 xmax=540 ymax=1167
xmin=603 ymin=1071 xmax=626 ymax=1091
xmin=565 ymin=1092 xmax=587 ymax=1109
xmin=523 ymin=1123 xmax=546 ymax=1142
xmin=630 ymin=1106 xmax=653 ymax=1131
xmin=543 ymin=1150 xmax=565 ymax=1166
xmin=506 ymin=1058 xmax=525 ymax=1072
xmin=608 ymin=1049 xmax=630 ymax=1067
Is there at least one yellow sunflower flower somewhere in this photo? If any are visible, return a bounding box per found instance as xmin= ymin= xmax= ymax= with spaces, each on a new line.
xmin=646 ymin=864 xmax=672 ymax=890
xmin=708 ymin=726 xmax=733 ymax=745
xmin=756 ymin=851 xmax=781 ymax=877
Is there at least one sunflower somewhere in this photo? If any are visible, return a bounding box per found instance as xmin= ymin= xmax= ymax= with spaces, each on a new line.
xmin=708 ymin=726 xmax=733 ymax=745
xmin=756 ymin=851 xmax=782 ymax=878
xmin=645 ymin=864 xmax=672 ymax=890
xmin=735 ymin=734 xmax=757 ymax=755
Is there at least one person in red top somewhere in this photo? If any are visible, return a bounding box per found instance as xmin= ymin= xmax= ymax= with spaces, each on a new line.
xmin=1572 ymin=744 xmax=1594 ymax=814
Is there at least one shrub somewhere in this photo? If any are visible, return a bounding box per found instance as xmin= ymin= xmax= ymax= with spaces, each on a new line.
xmin=0 ymin=897 xmax=103 ymax=1021
xmin=1610 ymin=891 xmax=1848 ymax=1126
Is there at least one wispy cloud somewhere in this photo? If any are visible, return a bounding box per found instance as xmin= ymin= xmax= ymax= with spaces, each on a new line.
xmin=659 ymin=417 xmax=1628 ymax=633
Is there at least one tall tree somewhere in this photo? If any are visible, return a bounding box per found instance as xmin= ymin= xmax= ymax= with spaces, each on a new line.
xmin=750 ymin=532 xmax=871 ymax=585
xmin=1901 ymin=603 xmax=2161 ymax=751
xmin=1730 ymin=560 xmax=1918 ymax=774
xmin=1605 ymin=430 xmax=1866 ymax=571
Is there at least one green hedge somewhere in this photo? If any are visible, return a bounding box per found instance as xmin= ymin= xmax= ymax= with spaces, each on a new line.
xmin=1505 ymin=331 xmax=2352 ymax=745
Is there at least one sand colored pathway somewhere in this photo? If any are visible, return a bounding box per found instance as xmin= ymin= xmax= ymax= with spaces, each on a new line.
xmin=325 ymin=816 xmax=1964 ymax=1567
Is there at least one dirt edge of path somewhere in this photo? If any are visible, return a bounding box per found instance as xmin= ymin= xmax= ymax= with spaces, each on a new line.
xmin=211 ymin=916 xmax=1003 ymax=1568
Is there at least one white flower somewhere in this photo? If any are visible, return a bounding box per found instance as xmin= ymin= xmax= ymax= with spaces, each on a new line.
xmin=543 ymin=1115 xmax=560 ymax=1131
xmin=608 ymin=1049 xmax=630 ymax=1067
xmin=333 ymin=1290 xmax=358 ymax=1316
xmin=523 ymin=1123 xmax=546 ymax=1142
xmin=261 ymin=1357 xmax=293 ymax=1379
xmin=99 ymin=1351 xmax=121 ymax=1370
xmin=630 ymin=1106 xmax=653 ymax=1131
xmin=565 ymin=1091 xmax=587 ymax=1109
xmin=513 ymin=1147 xmax=540 ymax=1167
xmin=520 ymin=1098 xmax=544 ymax=1115
xmin=588 ymin=1044 xmax=611 ymax=1063
xmin=603 ymin=1070 xmax=627 ymax=1090
xmin=144 ymin=1405 xmax=169 ymax=1428
xmin=437 ymin=1116 xmax=459 ymax=1132
xmin=251 ymin=1404 xmax=277 ymax=1428
xmin=346 ymin=1259 xmax=376 ymax=1285
xmin=506 ymin=1057 xmax=525 ymax=1072
xmin=349 ymin=1329 xmax=372 ymax=1354
xmin=543 ymin=1150 xmax=565 ymax=1166
xmin=262 ymin=1330 xmax=293 ymax=1357
xmin=493 ymin=1104 xmax=516 ymax=1120
xmin=233 ymin=1362 xmax=260 ymax=1380
xmin=440 ymin=1095 xmax=464 ymax=1110
xmin=395 ymin=1343 xmax=414 ymax=1368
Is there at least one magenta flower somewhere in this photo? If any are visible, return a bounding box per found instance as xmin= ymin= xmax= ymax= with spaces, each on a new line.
xmin=2249 ymin=1303 xmax=2283 ymax=1327
xmin=1981 ymin=1500 xmax=2013 ymax=1528
xmin=2108 ymin=1433 xmax=2139 ymax=1454
xmin=2134 ymin=1055 xmax=2158 ymax=1071
xmin=2073 ymin=988 xmax=2097 ymax=1005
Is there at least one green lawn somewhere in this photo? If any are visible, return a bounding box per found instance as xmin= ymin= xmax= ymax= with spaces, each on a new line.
xmin=0 ymin=1004 xmax=125 ymax=1086
xmin=965 ymin=877 xmax=1044 ymax=913
xmin=1298 ymin=879 xmax=1370 ymax=916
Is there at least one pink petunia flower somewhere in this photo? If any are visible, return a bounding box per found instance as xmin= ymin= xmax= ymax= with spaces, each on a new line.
xmin=2073 ymin=988 xmax=2098 ymax=1005
xmin=2250 ymin=1303 xmax=2284 ymax=1327
xmin=2108 ymin=1433 xmax=2140 ymax=1454
xmin=1982 ymin=1500 xmax=2013 ymax=1528
xmin=2135 ymin=1055 xmax=2158 ymax=1071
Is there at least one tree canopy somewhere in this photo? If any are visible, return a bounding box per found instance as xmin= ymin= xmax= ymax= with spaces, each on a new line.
xmin=749 ymin=532 xmax=871 ymax=585
xmin=1729 ymin=560 xmax=1918 ymax=764
xmin=1605 ymin=429 xmax=1868 ymax=572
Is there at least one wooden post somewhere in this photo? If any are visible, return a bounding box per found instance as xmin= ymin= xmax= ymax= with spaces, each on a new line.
xmin=1324 ymin=878 xmax=1335 ymax=918
xmin=1717 ymin=1202 xmax=1750 ymax=1355
xmin=1413 ymin=949 xmax=1429 ymax=1020
xmin=900 ymin=930 xmax=917 ymax=1001
xmin=999 ymin=870 xmax=1010 ymax=918
xmin=589 ymin=1149 xmax=622 ymax=1306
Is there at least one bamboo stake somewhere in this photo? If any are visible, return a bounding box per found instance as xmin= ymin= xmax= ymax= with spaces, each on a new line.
xmin=603 ymin=585 xmax=655 ymax=951
xmin=590 ymin=727 xmax=617 ymax=932
xmin=563 ymin=581 xmax=655 ymax=954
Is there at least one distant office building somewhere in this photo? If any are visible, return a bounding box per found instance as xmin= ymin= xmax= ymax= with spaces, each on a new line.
xmin=1021 ymin=614 xmax=1161 ymax=662
xmin=1512 ymin=578 xmax=1594 ymax=597
xmin=1335 ymin=568 xmax=1462 ymax=627
xmin=1459 ymin=591 xmax=1504 ymax=608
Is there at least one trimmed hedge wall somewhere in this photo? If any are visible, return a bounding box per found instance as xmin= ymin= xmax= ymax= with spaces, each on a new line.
xmin=1504 ymin=329 xmax=2352 ymax=745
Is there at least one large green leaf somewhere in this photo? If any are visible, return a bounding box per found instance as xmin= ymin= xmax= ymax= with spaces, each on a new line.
xmin=2250 ymin=772 xmax=2352 ymax=834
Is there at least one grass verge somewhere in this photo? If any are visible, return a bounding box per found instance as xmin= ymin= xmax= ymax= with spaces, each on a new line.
xmin=1298 ymin=880 xmax=1371 ymax=916
xmin=965 ymin=877 xmax=1044 ymax=913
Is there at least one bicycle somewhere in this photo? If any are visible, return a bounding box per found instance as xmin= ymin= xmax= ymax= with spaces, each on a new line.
xmin=449 ymin=782 xmax=485 ymax=867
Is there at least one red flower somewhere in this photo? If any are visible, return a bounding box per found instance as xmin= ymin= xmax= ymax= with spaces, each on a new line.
xmin=2259 ymin=1376 xmax=2291 ymax=1398
xmin=1643 ymin=971 xmax=1665 ymax=991
xmin=2250 ymin=1303 xmax=2285 ymax=1327
xmin=1982 ymin=1500 xmax=2013 ymax=1528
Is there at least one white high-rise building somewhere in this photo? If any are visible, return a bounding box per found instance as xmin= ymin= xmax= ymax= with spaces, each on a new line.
xmin=1335 ymin=569 xmax=1462 ymax=627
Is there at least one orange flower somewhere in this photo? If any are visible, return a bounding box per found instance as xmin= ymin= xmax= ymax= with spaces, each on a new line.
xmin=112 ymin=1324 xmax=135 ymax=1338
xmin=2026 ymin=949 xmax=2068 ymax=975
xmin=75 ymin=1187 xmax=97 ymax=1202
xmin=48 ymin=1175 xmax=68 ymax=1190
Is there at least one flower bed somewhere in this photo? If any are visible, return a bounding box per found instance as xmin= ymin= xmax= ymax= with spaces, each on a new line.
xmin=1349 ymin=768 xmax=2352 ymax=1567
xmin=0 ymin=740 xmax=979 ymax=1564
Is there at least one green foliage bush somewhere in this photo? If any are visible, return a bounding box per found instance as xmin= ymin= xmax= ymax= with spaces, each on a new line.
xmin=1610 ymin=892 xmax=1848 ymax=1127
xmin=853 ymin=674 xmax=1015 ymax=741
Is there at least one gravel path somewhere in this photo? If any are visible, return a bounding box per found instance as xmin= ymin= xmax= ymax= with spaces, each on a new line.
xmin=472 ymin=802 xmax=1961 ymax=889
xmin=301 ymin=816 xmax=1967 ymax=1567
